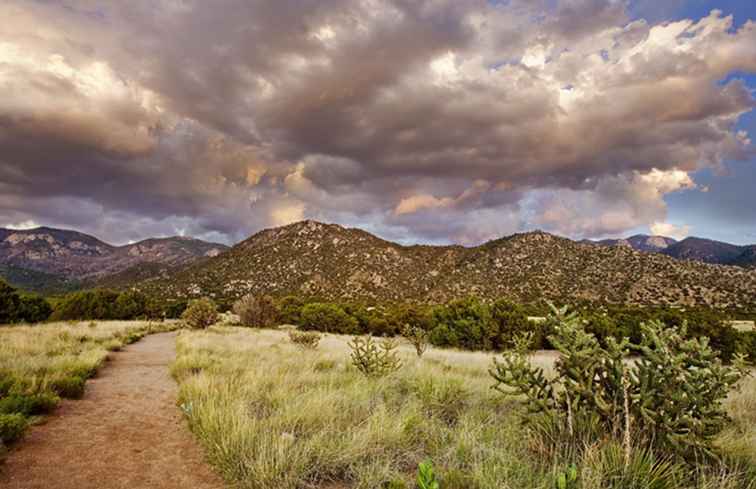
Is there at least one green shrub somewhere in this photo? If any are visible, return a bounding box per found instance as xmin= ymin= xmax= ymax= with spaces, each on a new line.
xmin=349 ymin=336 xmax=402 ymax=377
xmin=50 ymin=375 xmax=86 ymax=399
xmin=0 ymin=393 xmax=59 ymax=416
xmin=181 ymin=298 xmax=219 ymax=329
xmin=300 ymin=303 xmax=358 ymax=334
xmin=288 ymin=330 xmax=321 ymax=349
xmin=0 ymin=413 xmax=27 ymax=443
xmin=234 ymin=294 xmax=279 ymax=328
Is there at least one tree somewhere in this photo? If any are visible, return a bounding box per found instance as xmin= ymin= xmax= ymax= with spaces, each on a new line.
xmin=278 ymin=296 xmax=306 ymax=325
xmin=0 ymin=279 xmax=21 ymax=324
xmin=300 ymin=303 xmax=358 ymax=334
xmin=429 ymin=297 xmax=495 ymax=350
xmin=114 ymin=290 xmax=148 ymax=320
xmin=17 ymin=295 xmax=52 ymax=323
xmin=50 ymin=290 xmax=119 ymax=321
xmin=491 ymin=299 xmax=534 ymax=349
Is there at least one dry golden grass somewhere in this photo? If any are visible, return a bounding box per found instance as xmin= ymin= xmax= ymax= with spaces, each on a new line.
xmin=173 ymin=326 xmax=756 ymax=489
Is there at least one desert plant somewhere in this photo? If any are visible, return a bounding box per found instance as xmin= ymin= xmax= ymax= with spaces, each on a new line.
xmin=234 ymin=294 xmax=279 ymax=328
xmin=554 ymin=464 xmax=578 ymax=489
xmin=417 ymin=460 xmax=440 ymax=489
xmin=490 ymin=304 xmax=749 ymax=461
xmin=288 ymin=330 xmax=321 ymax=349
xmin=181 ymin=298 xmax=219 ymax=329
xmin=349 ymin=336 xmax=402 ymax=377
xmin=403 ymin=324 xmax=429 ymax=357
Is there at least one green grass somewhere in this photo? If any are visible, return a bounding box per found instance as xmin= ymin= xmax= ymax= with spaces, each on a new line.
xmin=173 ymin=327 xmax=756 ymax=488
xmin=0 ymin=320 xmax=178 ymax=448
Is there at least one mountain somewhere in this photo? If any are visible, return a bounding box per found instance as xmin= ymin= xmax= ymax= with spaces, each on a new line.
xmin=137 ymin=221 xmax=756 ymax=309
xmin=593 ymin=234 xmax=677 ymax=253
xmin=0 ymin=227 xmax=228 ymax=293
xmin=592 ymin=234 xmax=756 ymax=268
xmin=662 ymin=237 xmax=747 ymax=265
xmin=729 ymin=245 xmax=756 ymax=269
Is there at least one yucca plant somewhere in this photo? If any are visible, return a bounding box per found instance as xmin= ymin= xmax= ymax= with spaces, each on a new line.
xmin=417 ymin=460 xmax=440 ymax=489
xmin=554 ymin=464 xmax=578 ymax=489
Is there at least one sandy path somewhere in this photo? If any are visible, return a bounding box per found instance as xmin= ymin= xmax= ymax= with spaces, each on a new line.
xmin=0 ymin=332 xmax=226 ymax=489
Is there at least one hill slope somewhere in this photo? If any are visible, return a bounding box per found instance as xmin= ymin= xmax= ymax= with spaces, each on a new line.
xmin=138 ymin=221 xmax=756 ymax=308
xmin=0 ymin=227 xmax=228 ymax=293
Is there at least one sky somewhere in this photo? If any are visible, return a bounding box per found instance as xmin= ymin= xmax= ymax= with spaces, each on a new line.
xmin=0 ymin=0 xmax=754 ymax=246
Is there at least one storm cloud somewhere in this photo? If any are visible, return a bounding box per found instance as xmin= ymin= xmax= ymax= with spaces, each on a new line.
xmin=1 ymin=0 xmax=754 ymax=244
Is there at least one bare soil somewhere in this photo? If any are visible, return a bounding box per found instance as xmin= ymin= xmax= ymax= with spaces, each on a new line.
xmin=0 ymin=332 xmax=226 ymax=489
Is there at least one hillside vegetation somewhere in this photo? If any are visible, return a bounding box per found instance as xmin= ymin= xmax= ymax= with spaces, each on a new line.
xmin=139 ymin=221 xmax=756 ymax=309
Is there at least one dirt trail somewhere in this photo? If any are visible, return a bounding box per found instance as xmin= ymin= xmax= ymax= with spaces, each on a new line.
xmin=0 ymin=332 xmax=226 ymax=489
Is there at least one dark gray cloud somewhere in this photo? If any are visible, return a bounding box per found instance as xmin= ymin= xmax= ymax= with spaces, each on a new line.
xmin=0 ymin=0 xmax=754 ymax=244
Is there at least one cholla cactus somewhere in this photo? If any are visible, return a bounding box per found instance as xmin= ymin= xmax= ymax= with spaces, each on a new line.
xmin=349 ymin=336 xmax=402 ymax=377
xmin=490 ymin=305 xmax=749 ymax=460
xmin=633 ymin=321 xmax=749 ymax=457
xmin=402 ymin=324 xmax=430 ymax=357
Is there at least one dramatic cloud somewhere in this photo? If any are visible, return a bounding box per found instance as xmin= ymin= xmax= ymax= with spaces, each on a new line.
xmin=1 ymin=1 xmax=754 ymax=244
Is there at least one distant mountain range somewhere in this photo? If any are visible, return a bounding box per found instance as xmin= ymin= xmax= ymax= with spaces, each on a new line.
xmin=2 ymin=223 xmax=754 ymax=309
xmin=0 ymin=227 xmax=228 ymax=293
xmin=136 ymin=221 xmax=756 ymax=309
xmin=588 ymin=234 xmax=756 ymax=268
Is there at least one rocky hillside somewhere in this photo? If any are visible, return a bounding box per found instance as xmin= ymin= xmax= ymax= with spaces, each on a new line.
xmin=0 ymin=227 xmax=228 ymax=292
xmin=138 ymin=221 xmax=756 ymax=308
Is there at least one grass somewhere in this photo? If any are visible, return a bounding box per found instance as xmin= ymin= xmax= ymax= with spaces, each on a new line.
xmin=173 ymin=326 xmax=756 ymax=489
xmin=0 ymin=320 xmax=178 ymax=450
